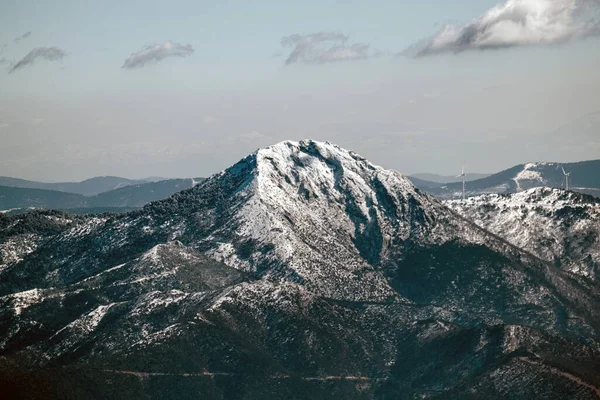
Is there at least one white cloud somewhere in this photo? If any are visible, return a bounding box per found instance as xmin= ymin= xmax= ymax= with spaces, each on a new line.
xmin=239 ymin=131 xmax=270 ymax=142
xmin=122 ymin=41 xmax=194 ymax=69
xmin=406 ymin=0 xmax=600 ymax=56
xmin=14 ymin=31 xmax=31 ymax=43
xmin=281 ymin=32 xmax=378 ymax=64
xmin=9 ymin=47 xmax=67 ymax=73
xmin=203 ymin=115 xmax=218 ymax=124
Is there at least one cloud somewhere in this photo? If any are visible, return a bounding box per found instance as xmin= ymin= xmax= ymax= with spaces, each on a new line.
xmin=203 ymin=115 xmax=218 ymax=124
xmin=122 ymin=41 xmax=194 ymax=69
xmin=0 ymin=57 xmax=13 ymax=70
xmin=222 ymin=131 xmax=273 ymax=146
xmin=240 ymin=131 xmax=269 ymax=142
xmin=406 ymin=0 xmax=600 ymax=56
xmin=9 ymin=47 xmax=67 ymax=73
xmin=14 ymin=31 xmax=32 ymax=43
xmin=281 ymin=32 xmax=378 ymax=64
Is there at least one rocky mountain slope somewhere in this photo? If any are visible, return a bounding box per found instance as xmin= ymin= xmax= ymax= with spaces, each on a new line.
xmin=1 ymin=140 xmax=600 ymax=399
xmin=412 ymin=160 xmax=600 ymax=199
xmin=0 ymin=210 xmax=86 ymax=272
xmin=446 ymin=187 xmax=600 ymax=281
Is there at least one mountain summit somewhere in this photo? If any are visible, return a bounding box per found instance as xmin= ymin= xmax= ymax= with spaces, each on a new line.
xmin=2 ymin=140 xmax=600 ymax=399
xmin=195 ymin=140 xmax=442 ymax=301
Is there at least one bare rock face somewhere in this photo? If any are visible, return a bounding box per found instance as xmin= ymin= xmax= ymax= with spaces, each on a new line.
xmin=1 ymin=140 xmax=600 ymax=399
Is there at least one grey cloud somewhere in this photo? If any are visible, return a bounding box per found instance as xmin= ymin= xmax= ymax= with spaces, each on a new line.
xmin=0 ymin=58 xmax=14 ymax=72
xmin=9 ymin=47 xmax=67 ymax=73
xmin=0 ymin=58 xmax=13 ymax=67
xmin=14 ymin=31 xmax=32 ymax=43
xmin=281 ymin=32 xmax=377 ymax=65
xmin=122 ymin=41 xmax=194 ymax=69
xmin=406 ymin=0 xmax=600 ymax=57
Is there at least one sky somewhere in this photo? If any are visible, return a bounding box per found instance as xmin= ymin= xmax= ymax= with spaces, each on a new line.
xmin=0 ymin=0 xmax=599 ymax=181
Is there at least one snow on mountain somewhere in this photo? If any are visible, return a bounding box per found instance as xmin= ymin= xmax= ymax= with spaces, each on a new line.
xmin=0 ymin=234 xmax=39 ymax=272
xmin=2 ymin=141 xmax=600 ymax=399
xmin=200 ymin=140 xmax=444 ymax=301
xmin=446 ymin=187 xmax=600 ymax=279
xmin=414 ymin=160 xmax=600 ymax=200
xmin=512 ymin=162 xmax=548 ymax=191
xmin=6 ymin=140 xmax=459 ymax=302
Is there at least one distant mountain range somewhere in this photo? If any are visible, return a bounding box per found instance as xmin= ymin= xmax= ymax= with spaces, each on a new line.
xmin=0 ymin=176 xmax=149 ymax=196
xmin=409 ymin=172 xmax=490 ymax=184
xmin=409 ymin=160 xmax=600 ymax=199
xmin=0 ymin=178 xmax=204 ymax=212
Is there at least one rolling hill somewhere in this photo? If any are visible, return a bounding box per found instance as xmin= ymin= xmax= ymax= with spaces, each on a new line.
xmin=0 ymin=178 xmax=204 ymax=212
xmin=410 ymin=172 xmax=490 ymax=184
xmin=410 ymin=160 xmax=600 ymax=199
xmin=0 ymin=176 xmax=148 ymax=196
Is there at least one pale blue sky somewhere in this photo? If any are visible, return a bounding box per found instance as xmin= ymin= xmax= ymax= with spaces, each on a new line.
xmin=1 ymin=0 xmax=599 ymax=181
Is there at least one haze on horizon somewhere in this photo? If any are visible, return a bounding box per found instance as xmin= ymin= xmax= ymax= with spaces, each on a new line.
xmin=1 ymin=0 xmax=599 ymax=182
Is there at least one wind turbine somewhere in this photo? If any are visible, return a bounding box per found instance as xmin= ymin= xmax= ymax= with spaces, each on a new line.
xmin=455 ymin=164 xmax=466 ymax=200
xmin=562 ymin=167 xmax=571 ymax=191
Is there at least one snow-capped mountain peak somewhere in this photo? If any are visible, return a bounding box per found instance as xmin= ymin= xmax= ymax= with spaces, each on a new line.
xmin=202 ymin=140 xmax=436 ymax=301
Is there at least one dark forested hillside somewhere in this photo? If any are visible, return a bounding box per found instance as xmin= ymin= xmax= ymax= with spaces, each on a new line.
xmin=0 ymin=178 xmax=203 ymax=212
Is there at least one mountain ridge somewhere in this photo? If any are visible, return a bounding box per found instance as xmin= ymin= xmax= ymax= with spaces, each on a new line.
xmin=446 ymin=187 xmax=600 ymax=280
xmin=0 ymin=176 xmax=149 ymax=196
xmin=0 ymin=178 xmax=204 ymax=212
xmin=410 ymin=160 xmax=600 ymax=199
xmin=410 ymin=172 xmax=490 ymax=184
xmin=1 ymin=140 xmax=600 ymax=399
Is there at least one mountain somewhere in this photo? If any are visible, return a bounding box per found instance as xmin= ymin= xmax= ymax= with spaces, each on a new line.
xmin=0 ymin=186 xmax=89 ymax=210
xmin=411 ymin=160 xmax=600 ymax=199
xmin=0 ymin=178 xmax=203 ymax=212
xmin=140 ymin=176 xmax=172 ymax=182
xmin=405 ymin=175 xmax=444 ymax=190
xmin=1 ymin=140 xmax=600 ymax=399
xmin=0 ymin=210 xmax=86 ymax=271
xmin=90 ymin=178 xmax=203 ymax=208
xmin=0 ymin=176 xmax=149 ymax=196
xmin=446 ymin=187 xmax=600 ymax=281
xmin=410 ymin=172 xmax=490 ymax=184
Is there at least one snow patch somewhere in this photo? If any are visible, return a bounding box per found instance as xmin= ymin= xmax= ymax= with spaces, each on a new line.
xmin=10 ymin=288 xmax=42 ymax=316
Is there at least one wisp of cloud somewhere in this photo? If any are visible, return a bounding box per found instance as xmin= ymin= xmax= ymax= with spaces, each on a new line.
xmin=122 ymin=41 xmax=194 ymax=69
xmin=281 ymin=32 xmax=376 ymax=64
xmin=9 ymin=47 xmax=67 ymax=73
xmin=406 ymin=0 xmax=600 ymax=56
xmin=14 ymin=31 xmax=32 ymax=43
xmin=0 ymin=58 xmax=13 ymax=68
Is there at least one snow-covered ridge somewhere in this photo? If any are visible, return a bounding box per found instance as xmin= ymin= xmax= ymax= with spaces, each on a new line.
xmin=446 ymin=187 xmax=600 ymax=279
xmin=202 ymin=140 xmax=441 ymax=301
xmin=449 ymin=187 xmax=597 ymax=209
